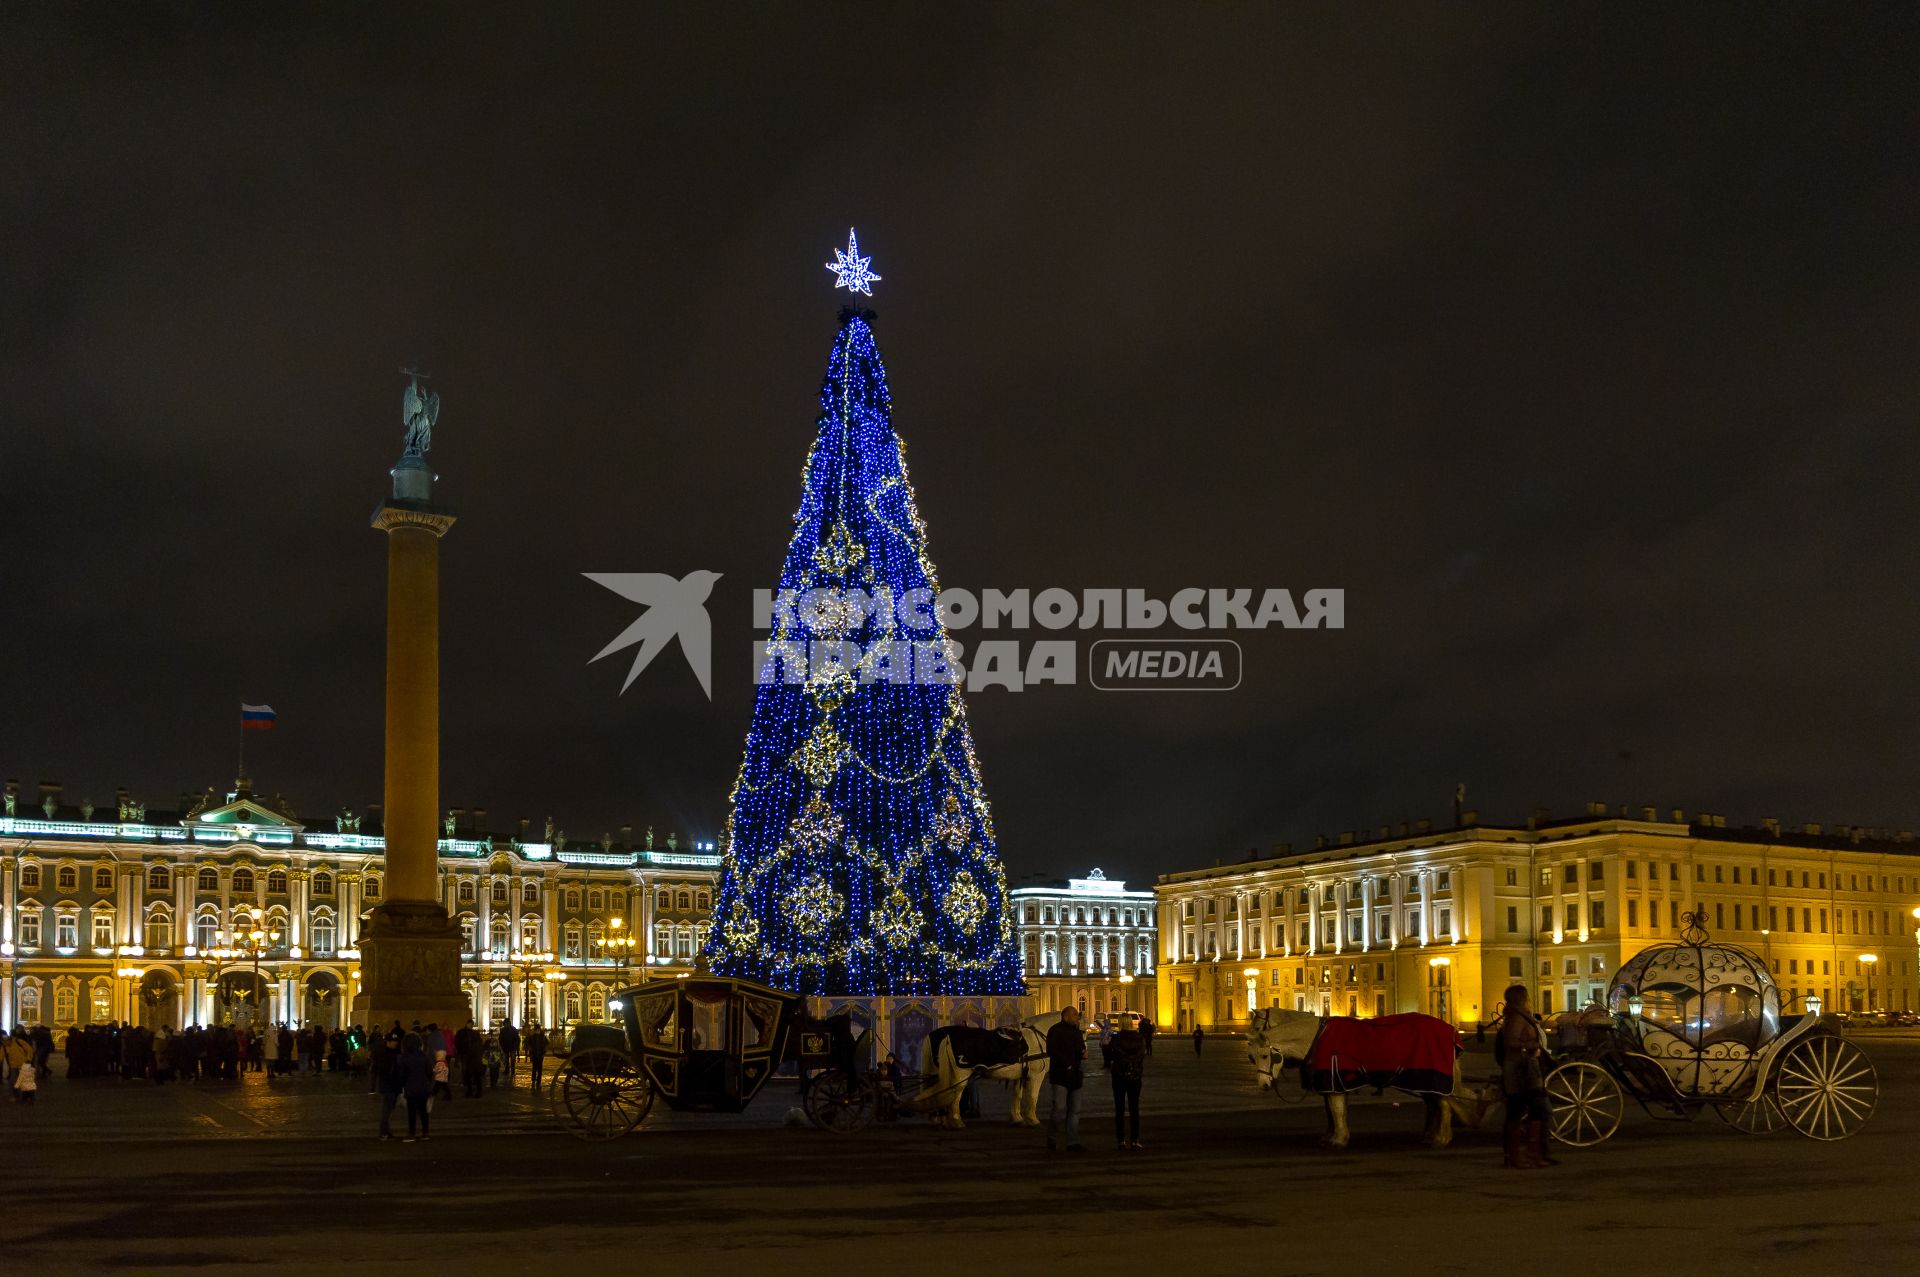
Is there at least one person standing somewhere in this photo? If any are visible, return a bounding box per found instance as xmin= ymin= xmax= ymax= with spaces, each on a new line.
xmin=526 ymin=1024 xmax=549 ymax=1090
xmin=13 ymin=1058 xmax=37 ymax=1105
xmin=1496 ymin=985 xmax=1555 ymax=1170
xmin=373 ymin=1030 xmax=403 ymax=1140
xmin=456 ymin=1024 xmax=485 ymax=1099
xmin=395 ymin=1032 xmax=435 ymax=1142
xmin=1045 ymin=1005 xmax=1086 ymax=1152
xmin=1192 ymin=1026 xmax=1205 ymax=1057
xmin=1103 ymin=1014 xmax=1147 ymax=1150
xmin=1141 ymin=1018 xmax=1156 ymax=1056
xmin=483 ymin=1032 xmax=502 ymax=1090
xmin=499 ymin=1020 xmax=521 ymax=1083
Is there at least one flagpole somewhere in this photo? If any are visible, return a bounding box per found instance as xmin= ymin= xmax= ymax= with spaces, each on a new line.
xmin=237 ymin=704 xmax=246 ymax=783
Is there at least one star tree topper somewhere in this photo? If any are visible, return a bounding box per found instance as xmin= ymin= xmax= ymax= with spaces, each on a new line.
xmin=825 ymin=227 xmax=882 ymax=296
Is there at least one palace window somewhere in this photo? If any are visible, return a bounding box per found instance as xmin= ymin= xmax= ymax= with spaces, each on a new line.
xmin=1024 ymin=905 xmax=1037 ymax=922
xmin=588 ymin=987 xmax=607 ymax=1021
xmin=565 ymin=985 xmax=584 ymax=1023
xmin=1591 ymin=901 xmax=1605 ymax=929
xmin=232 ymin=868 xmax=255 ymax=894
xmin=564 ymin=889 xmax=582 ymax=913
xmin=1437 ymin=908 xmax=1451 ymax=936
xmin=459 ymin=914 xmax=477 ymax=951
xmin=1564 ymin=865 xmax=1577 ymax=885
xmin=147 ymin=864 xmax=172 ymax=892
xmin=517 ymin=916 xmax=538 ymax=950
xmin=677 ymin=890 xmax=692 ymax=911
xmin=657 ymin=890 xmax=671 ymax=911
xmin=1628 ymin=899 xmax=1639 ymax=928
xmin=312 ymin=913 xmax=336 ymax=954
xmin=194 ymin=912 xmax=218 ymax=950
xmin=696 ymin=890 xmax=710 ymax=911
xmin=563 ymin=923 xmax=582 ymax=960
xmin=523 ymin=882 xmax=540 ymax=905
xmin=491 ymin=880 xmax=509 ymax=904
xmin=1505 ymin=906 xmax=1518 ymax=933
xmin=144 ymin=906 xmax=172 ymax=950
xmin=57 ymin=866 xmax=79 ymax=892
xmin=655 ymin=924 xmax=672 ymax=954
xmin=1506 ymin=868 xmax=1519 ymax=886
xmin=94 ymin=866 xmax=113 ymax=892
xmin=19 ymin=864 xmax=40 ymax=890
xmin=19 ymin=913 xmax=41 ymax=947
xmin=55 ymin=912 xmax=79 ymax=949
xmin=588 ymin=889 xmax=605 ymax=912
xmin=198 ymin=867 xmax=218 ymax=891
xmin=17 ymin=983 xmax=40 ymax=1024
xmin=458 ymin=880 xmax=477 ymax=905
xmin=364 ymin=876 xmax=381 ymax=901
xmin=489 ymin=983 xmax=510 ymax=1025
xmin=54 ymin=984 xmax=77 ymax=1023
xmin=313 ymin=871 xmax=333 ymax=896
xmin=91 ymin=912 xmax=114 ymax=949
xmin=491 ymin=916 xmax=509 ymax=958
xmin=265 ymin=869 xmax=287 ymax=894
xmin=1509 ymin=957 xmax=1524 ymax=978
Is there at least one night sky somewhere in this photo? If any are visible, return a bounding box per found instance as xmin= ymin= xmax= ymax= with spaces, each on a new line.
xmin=4 ymin=5 xmax=1918 ymax=885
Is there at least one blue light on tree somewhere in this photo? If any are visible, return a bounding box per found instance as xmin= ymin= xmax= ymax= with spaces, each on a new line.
xmin=701 ymin=258 xmax=1022 ymax=998
xmin=824 ymin=227 xmax=883 ymax=296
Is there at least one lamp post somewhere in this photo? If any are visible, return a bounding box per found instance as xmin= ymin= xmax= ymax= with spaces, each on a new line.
xmin=1859 ymin=953 xmax=1878 ymax=1012
xmin=598 ymin=916 xmax=636 ymax=984
xmin=508 ymin=949 xmax=554 ymax=1028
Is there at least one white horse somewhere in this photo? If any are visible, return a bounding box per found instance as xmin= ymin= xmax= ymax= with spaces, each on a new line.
xmin=916 ymin=1014 xmax=1052 ymax=1129
xmin=1245 ymin=1008 xmax=1500 ymax=1149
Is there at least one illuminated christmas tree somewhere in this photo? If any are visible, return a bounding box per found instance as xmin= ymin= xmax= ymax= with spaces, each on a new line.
xmin=703 ymin=231 xmax=1023 ymax=997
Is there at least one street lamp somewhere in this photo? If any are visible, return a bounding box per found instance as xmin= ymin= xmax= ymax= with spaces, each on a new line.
xmin=598 ymin=916 xmax=637 ymax=980
xmin=1859 ymin=953 xmax=1878 ymax=1011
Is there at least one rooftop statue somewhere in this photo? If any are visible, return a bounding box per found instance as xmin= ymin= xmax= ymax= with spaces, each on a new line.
xmin=402 ymin=374 xmax=440 ymax=459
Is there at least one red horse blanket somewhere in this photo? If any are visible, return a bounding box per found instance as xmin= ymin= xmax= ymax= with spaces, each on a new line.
xmin=1302 ymin=1014 xmax=1458 ymax=1096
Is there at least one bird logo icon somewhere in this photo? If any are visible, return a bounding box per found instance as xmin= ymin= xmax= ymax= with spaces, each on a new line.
xmin=584 ymin=570 xmax=723 ymax=699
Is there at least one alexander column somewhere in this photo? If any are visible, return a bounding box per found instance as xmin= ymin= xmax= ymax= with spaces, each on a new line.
xmin=352 ymin=373 xmax=467 ymax=1031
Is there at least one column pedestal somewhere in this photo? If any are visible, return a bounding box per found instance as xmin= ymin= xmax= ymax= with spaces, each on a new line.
xmin=356 ymin=901 xmax=467 ymax=1031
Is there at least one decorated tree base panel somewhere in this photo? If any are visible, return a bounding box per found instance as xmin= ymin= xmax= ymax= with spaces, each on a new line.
xmin=807 ymin=994 xmax=1036 ymax=1074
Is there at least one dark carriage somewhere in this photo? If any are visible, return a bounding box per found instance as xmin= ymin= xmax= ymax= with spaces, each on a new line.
xmin=1538 ymin=916 xmax=1877 ymax=1146
xmin=548 ymin=974 xmax=878 ymax=1140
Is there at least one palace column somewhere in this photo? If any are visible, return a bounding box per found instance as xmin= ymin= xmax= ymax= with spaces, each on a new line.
xmin=353 ymin=400 xmax=467 ymax=1031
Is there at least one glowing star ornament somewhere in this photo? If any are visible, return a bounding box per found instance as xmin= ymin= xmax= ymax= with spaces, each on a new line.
xmin=943 ymin=871 xmax=989 ymax=936
xmin=824 ymin=228 xmax=882 ymax=296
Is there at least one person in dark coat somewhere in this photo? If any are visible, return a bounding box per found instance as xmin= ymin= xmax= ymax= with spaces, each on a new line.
xmin=373 ymin=1031 xmax=404 ymax=1140
xmin=1103 ymin=1015 xmax=1148 ymax=1150
xmin=394 ymin=1032 xmax=435 ymax=1141
xmin=526 ymin=1024 xmax=549 ymax=1089
xmin=1141 ymin=1018 xmax=1156 ymax=1055
xmin=499 ymin=1021 xmax=521 ymax=1084
xmin=455 ymin=1025 xmax=485 ymax=1098
xmin=1044 ymin=1006 xmax=1086 ymax=1152
xmin=1192 ymin=1026 xmax=1205 ymax=1057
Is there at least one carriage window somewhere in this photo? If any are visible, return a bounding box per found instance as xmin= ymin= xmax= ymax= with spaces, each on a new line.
xmin=688 ymin=991 xmax=727 ymax=1052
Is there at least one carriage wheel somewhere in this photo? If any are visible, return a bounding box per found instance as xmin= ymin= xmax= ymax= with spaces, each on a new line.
xmin=1774 ymin=1035 xmax=1876 ymax=1141
xmin=1715 ymin=1093 xmax=1786 ymax=1135
xmin=552 ymin=1047 xmax=654 ymax=1141
xmin=1545 ymin=1061 xmax=1624 ymax=1146
xmin=803 ymin=1068 xmax=873 ymax=1133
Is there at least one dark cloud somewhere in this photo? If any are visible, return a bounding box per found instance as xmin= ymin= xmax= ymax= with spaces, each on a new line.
xmin=4 ymin=4 xmax=1918 ymax=880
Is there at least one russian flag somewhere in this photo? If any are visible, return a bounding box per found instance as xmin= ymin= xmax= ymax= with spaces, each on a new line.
xmin=241 ymin=704 xmax=278 ymax=731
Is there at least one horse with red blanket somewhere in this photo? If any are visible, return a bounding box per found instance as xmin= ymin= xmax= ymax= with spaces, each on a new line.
xmin=1247 ymin=1009 xmax=1497 ymax=1148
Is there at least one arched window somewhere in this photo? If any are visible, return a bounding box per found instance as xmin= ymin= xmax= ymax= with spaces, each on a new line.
xmin=588 ymin=888 xmax=605 ymax=912
xmin=655 ymin=923 xmax=672 ymax=954
xmin=312 ymin=912 xmax=337 ymax=954
xmin=265 ymin=869 xmax=287 ymax=894
xmin=695 ymin=890 xmax=710 ymax=912
xmin=144 ymin=905 xmax=173 ymax=950
xmin=676 ymin=890 xmax=692 ymax=911
xmin=312 ymin=871 xmax=334 ymax=896
xmin=364 ymin=875 xmax=382 ymax=900
xmin=563 ymin=923 xmax=582 ymax=959
xmin=93 ymin=865 xmax=114 ymax=893
xmin=19 ymin=863 xmax=40 ymax=890
xmin=57 ymin=865 xmax=79 ymax=892
xmin=194 ymin=911 xmax=219 ymax=951
xmin=89 ymin=980 xmax=112 ymax=1023
xmin=657 ymin=889 xmax=671 ymax=911
xmin=522 ymin=881 xmax=540 ymax=905
xmin=231 ymin=867 xmax=255 ymax=895
xmin=564 ymin=888 xmax=582 ymax=912
xmin=198 ymin=866 xmax=218 ymax=891
xmin=54 ymin=910 xmax=79 ymax=949
xmin=54 ymin=982 xmax=78 ymax=1024
xmin=588 ymin=987 xmax=607 ymax=1021
xmin=17 ymin=981 xmax=41 ymax=1024
xmin=490 ymin=915 xmax=510 ymax=957
xmin=677 ymin=927 xmax=694 ymax=958
xmin=564 ymin=985 xmax=584 ymax=1023
xmin=491 ymin=879 xmax=508 ymax=904
xmin=91 ymin=910 xmax=115 ymax=949
xmin=457 ymin=880 xmax=477 ymax=905
xmin=147 ymin=864 xmax=171 ymax=892
xmin=457 ymin=914 xmax=476 ymax=951
xmin=489 ymin=982 xmax=510 ymax=1025
xmin=520 ymin=916 xmax=540 ymax=951
xmin=1043 ymin=906 xmax=1054 ymax=924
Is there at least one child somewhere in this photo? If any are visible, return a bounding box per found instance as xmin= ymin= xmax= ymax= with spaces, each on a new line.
xmin=876 ymin=1052 xmax=900 ymax=1122
xmin=484 ymin=1034 xmax=502 ymax=1090
xmin=14 ymin=1059 xmax=37 ymax=1105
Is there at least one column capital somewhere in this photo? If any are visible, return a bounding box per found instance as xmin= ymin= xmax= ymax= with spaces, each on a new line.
xmin=372 ymin=503 xmax=456 ymax=538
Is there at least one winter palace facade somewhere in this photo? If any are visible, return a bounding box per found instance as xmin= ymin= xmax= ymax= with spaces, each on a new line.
xmin=1154 ymin=805 xmax=1920 ymax=1033
xmin=0 ymin=778 xmax=720 ymax=1033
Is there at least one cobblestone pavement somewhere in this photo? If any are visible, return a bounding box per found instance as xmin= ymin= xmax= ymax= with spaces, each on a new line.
xmin=7 ymin=1035 xmax=1916 ymax=1277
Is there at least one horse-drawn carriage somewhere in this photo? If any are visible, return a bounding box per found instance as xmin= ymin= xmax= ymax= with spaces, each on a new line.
xmin=1540 ymin=916 xmax=1878 ymax=1145
xmin=549 ymin=975 xmax=875 ymax=1140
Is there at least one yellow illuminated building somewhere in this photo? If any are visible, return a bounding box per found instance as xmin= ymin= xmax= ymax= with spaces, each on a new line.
xmin=1155 ymin=805 xmax=1920 ymax=1032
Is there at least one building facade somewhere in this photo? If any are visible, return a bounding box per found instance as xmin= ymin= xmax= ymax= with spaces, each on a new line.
xmin=1012 ymin=868 xmax=1157 ymax=1022
xmin=0 ymin=778 xmax=720 ymax=1034
xmin=1155 ymin=806 xmax=1920 ymax=1033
